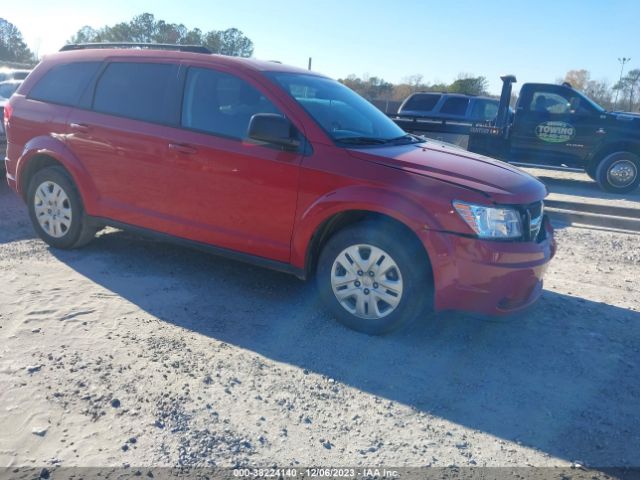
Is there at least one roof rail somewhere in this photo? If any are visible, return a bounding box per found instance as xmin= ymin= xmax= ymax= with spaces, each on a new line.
xmin=59 ymin=43 xmax=212 ymax=54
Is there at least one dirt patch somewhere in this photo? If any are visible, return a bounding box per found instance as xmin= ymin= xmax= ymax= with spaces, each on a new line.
xmin=1 ymin=181 xmax=639 ymax=468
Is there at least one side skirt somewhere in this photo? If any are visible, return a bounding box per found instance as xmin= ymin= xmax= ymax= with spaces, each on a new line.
xmin=90 ymin=216 xmax=307 ymax=280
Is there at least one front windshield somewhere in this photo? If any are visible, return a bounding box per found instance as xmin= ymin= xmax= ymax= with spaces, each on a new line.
xmin=575 ymin=89 xmax=606 ymax=113
xmin=268 ymin=72 xmax=413 ymax=145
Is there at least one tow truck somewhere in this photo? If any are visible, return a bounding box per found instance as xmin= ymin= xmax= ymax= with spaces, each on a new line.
xmin=394 ymin=76 xmax=640 ymax=193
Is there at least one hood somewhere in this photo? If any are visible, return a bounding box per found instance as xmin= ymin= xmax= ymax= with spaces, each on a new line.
xmin=348 ymin=141 xmax=547 ymax=205
xmin=610 ymin=111 xmax=640 ymax=122
xmin=611 ymin=110 xmax=640 ymax=117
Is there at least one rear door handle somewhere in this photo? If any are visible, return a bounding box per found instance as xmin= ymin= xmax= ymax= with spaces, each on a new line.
xmin=69 ymin=122 xmax=90 ymax=133
xmin=168 ymin=143 xmax=198 ymax=155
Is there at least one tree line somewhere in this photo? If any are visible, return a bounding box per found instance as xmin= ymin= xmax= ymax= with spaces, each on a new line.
xmin=0 ymin=13 xmax=254 ymax=65
xmin=0 ymin=18 xmax=36 ymax=64
xmin=340 ymin=69 xmax=640 ymax=112
xmin=339 ymin=73 xmax=490 ymax=101
xmin=2 ymin=15 xmax=639 ymax=112
xmin=562 ymin=69 xmax=640 ymax=112
xmin=69 ymin=13 xmax=254 ymax=57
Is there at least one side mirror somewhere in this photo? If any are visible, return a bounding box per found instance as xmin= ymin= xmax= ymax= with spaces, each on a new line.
xmin=248 ymin=113 xmax=300 ymax=150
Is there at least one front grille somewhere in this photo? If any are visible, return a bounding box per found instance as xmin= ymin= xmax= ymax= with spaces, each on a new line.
xmin=523 ymin=201 xmax=544 ymax=241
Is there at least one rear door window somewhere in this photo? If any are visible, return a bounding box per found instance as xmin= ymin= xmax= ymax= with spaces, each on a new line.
xmin=93 ymin=62 xmax=180 ymax=125
xmin=28 ymin=62 xmax=101 ymax=106
xmin=181 ymin=67 xmax=281 ymax=140
xmin=402 ymin=93 xmax=441 ymax=112
xmin=439 ymin=97 xmax=470 ymax=116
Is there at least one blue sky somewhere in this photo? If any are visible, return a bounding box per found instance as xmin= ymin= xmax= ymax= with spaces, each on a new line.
xmin=6 ymin=0 xmax=640 ymax=94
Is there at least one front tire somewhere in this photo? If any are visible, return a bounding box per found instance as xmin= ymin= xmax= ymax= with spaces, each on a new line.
xmin=27 ymin=166 xmax=96 ymax=249
xmin=316 ymin=221 xmax=432 ymax=335
xmin=595 ymin=152 xmax=640 ymax=193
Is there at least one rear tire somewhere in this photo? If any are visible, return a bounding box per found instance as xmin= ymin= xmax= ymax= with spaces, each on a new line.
xmin=27 ymin=166 xmax=96 ymax=249
xmin=595 ymin=152 xmax=640 ymax=193
xmin=316 ymin=221 xmax=432 ymax=335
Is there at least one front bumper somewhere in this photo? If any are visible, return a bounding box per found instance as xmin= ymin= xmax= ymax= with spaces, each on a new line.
xmin=421 ymin=215 xmax=556 ymax=315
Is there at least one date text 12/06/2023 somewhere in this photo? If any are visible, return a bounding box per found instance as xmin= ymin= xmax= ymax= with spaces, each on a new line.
xmin=232 ymin=468 xmax=400 ymax=478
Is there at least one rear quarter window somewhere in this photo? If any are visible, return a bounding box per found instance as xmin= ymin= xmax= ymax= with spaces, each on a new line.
xmin=93 ymin=62 xmax=180 ymax=125
xmin=402 ymin=93 xmax=441 ymax=112
xmin=28 ymin=62 xmax=101 ymax=106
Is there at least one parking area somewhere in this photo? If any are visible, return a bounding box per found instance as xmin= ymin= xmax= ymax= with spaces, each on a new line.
xmin=1 ymin=176 xmax=639 ymax=469
xmin=523 ymin=167 xmax=640 ymax=207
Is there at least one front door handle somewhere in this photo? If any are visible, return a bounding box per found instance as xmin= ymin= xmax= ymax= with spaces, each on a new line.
xmin=168 ymin=143 xmax=198 ymax=155
xmin=69 ymin=122 xmax=90 ymax=133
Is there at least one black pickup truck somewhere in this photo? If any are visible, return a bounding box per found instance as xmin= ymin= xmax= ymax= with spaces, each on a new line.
xmin=395 ymin=76 xmax=640 ymax=193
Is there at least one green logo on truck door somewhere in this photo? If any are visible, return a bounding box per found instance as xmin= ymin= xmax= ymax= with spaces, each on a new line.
xmin=535 ymin=121 xmax=575 ymax=143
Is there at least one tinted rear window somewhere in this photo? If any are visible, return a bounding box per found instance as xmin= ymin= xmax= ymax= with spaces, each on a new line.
xmin=29 ymin=62 xmax=101 ymax=106
xmin=439 ymin=97 xmax=470 ymax=116
xmin=93 ymin=62 xmax=180 ymax=124
xmin=402 ymin=93 xmax=441 ymax=112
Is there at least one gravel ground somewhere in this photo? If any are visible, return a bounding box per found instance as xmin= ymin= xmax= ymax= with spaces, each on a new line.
xmin=1 ymin=179 xmax=639 ymax=470
xmin=520 ymin=167 xmax=640 ymax=209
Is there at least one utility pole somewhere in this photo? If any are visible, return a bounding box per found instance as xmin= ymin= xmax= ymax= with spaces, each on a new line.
xmin=614 ymin=57 xmax=631 ymax=110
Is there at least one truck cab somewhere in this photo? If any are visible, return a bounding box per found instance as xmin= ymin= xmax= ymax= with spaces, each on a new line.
xmin=510 ymin=83 xmax=606 ymax=168
xmin=468 ymin=78 xmax=640 ymax=193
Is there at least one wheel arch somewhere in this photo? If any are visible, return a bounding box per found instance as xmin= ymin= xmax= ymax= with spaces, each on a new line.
xmin=301 ymin=209 xmax=434 ymax=282
xmin=586 ymin=141 xmax=640 ymax=175
xmin=292 ymin=185 xmax=438 ymax=280
xmin=16 ymin=136 xmax=98 ymax=212
xmin=19 ymin=154 xmax=66 ymax=200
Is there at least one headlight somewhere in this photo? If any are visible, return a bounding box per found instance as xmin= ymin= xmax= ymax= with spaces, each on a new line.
xmin=453 ymin=201 xmax=522 ymax=239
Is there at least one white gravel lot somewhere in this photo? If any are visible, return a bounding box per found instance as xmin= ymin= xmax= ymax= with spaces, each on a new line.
xmin=520 ymin=167 xmax=640 ymax=209
xmin=1 ymin=179 xmax=639 ymax=470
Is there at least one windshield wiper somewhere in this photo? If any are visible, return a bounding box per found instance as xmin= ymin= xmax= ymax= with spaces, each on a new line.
xmin=335 ymin=136 xmax=389 ymax=145
xmin=385 ymin=133 xmax=424 ymax=144
xmin=336 ymin=134 xmax=424 ymax=146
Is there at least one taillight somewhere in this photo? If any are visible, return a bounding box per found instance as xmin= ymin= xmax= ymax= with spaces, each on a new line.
xmin=3 ymin=103 xmax=12 ymax=128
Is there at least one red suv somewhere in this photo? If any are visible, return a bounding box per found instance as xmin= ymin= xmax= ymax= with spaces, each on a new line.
xmin=4 ymin=44 xmax=556 ymax=334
